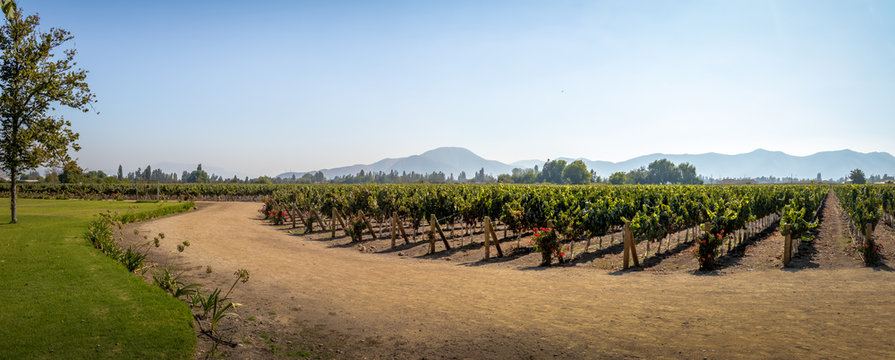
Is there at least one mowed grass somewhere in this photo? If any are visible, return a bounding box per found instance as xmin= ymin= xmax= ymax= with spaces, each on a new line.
xmin=0 ymin=199 xmax=195 ymax=359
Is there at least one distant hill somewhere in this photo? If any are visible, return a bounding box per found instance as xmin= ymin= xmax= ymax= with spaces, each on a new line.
xmin=278 ymin=147 xmax=515 ymax=179
xmin=559 ymin=149 xmax=895 ymax=179
xmin=278 ymin=147 xmax=895 ymax=180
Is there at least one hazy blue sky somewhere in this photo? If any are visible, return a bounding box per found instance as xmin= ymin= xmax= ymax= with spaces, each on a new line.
xmin=27 ymin=0 xmax=895 ymax=177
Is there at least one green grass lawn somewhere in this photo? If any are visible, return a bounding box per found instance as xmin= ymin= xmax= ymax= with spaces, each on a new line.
xmin=0 ymin=199 xmax=196 ymax=359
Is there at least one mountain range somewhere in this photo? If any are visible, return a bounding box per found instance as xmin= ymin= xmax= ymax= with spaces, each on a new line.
xmin=276 ymin=147 xmax=895 ymax=180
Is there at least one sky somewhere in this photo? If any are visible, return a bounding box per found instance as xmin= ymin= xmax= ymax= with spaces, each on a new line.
xmin=24 ymin=0 xmax=895 ymax=178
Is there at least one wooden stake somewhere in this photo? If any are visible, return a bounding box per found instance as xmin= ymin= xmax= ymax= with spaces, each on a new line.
xmin=428 ymin=215 xmax=437 ymax=255
xmin=783 ymin=224 xmax=792 ymax=266
xmin=623 ymin=221 xmax=640 ymax=269
xmin=390 ymin=216 xmax=397 ymax=249
xmin=288 ymin=207 xmax=298 ymax=229
xmin=334 ymin=208 xmax=347 ymax=232
xmin=359 ymin=210 xmax=376 ymax=239
xmin=483 ymin=219 xmax=491 ymax=260
xmin=310 ymin=209 xmax=328 ymax=232
xmin=331 ymin=208 xmax=337 ymax=238
xmin=484 ymin=217 xmax=503 ymax=258
xmin=293 ymin=206 xmax=307 ymax=229
xmin=431 ymin=214 xmax=451 ymax=250
xmin=393 ymin=212 xmax=410 ymax=244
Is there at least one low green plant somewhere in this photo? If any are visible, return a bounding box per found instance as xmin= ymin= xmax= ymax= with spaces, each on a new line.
xmin=268 ymin=209 xmax=287 ymax=225
xmin=302 ymin=213 xmax=318 ymax=232
xmin=260 ymin=195 xmax=275 ymax=219
xmin=858 ymin=239 xmax=883 ymax=266
xmin=121 ymin=247 xmax=147 ymax=272
xmin=193 ymin=269 xmax=250 ymax=330
xmin=344 ymin=218 xmax=366 ymax=242
xmin=153 ymin=267 xmax=200 ymax=299
xmin=531 ymin=227 xmax=565 ymax=266
xmin=781 ymin=203 xmax=818 ymax=240
xmin=694 ymin=228 xmax=724 ymax=270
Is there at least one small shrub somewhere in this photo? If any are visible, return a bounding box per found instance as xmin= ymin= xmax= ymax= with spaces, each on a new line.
xmin=531 ymin=227 xmax=564 ymax=266
xmin=268 ymin=210 xmax=287 ymax=225
xmin=121 ymin=247 xmax=147 ymax=273
xmin=260 ymin=196 xmax=275 ymax=219
xmin=153 ymin=267 xmax=199 ymax=299
xmin=302 ymin=213 xmax=318 ymax=232
xmin=858 ymin=240 xmax=883 ymax=266
xmin=344 ymin=218 xmax=366 ymax=242
xmin=694 ymin=228 xmax=724 ymax=270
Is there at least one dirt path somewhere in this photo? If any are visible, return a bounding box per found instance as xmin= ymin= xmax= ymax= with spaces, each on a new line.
xmin=132 ymin=202 xmax=895 ymax=359
xmin=789 ymin=191 xmax=863 ymax=268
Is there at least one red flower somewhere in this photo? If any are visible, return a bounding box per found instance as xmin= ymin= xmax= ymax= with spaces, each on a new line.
xmin=707 ymin=254 xmax=711 ymax=258
xmin=701 ymin=257 xmax=705 ymax=261
xmin=534 ymin=233 xmax=540 ymax=237
xmin=559 ymin=252 xmax=565 ymax=257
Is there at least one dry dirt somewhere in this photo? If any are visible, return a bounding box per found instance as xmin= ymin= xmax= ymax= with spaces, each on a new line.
xmin=127 ymin=197 xmax=895 ymax=359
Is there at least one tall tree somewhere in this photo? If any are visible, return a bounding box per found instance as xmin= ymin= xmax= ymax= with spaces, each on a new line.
xmin=540 ymin=159 xmax=567 ymax=184
xmin=561 ymin=160 xmax=590 ymax=185
xmin=647 ymin=159 xmax=679 ymax=184
xmin=678 ymin=162 xmax=702 ymax=184
xmin=0 ymin=7 xmax=94 ymax=223
xmin=117 ymin=164 xmax=123 ymax=181
xmin=849 ymin=169 xmax=866 ymax=184
xmin=608 ymin=171 xmax=626 ymax=185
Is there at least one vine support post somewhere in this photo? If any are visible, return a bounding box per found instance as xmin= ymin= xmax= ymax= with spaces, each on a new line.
xmin=332 ymin=208 xmax=337 ymax=238
xmin=430 ymin=214 xmax=450 ymax=250
xmin=483 ymin=216 xmax=502 ymax=259
xmin=483 ymin=218 xmax=491 ymax=260
xmin=390 ymin=216 xmax=397 ymax=249
xmin=428 ymin=214 xmax=437 ymax=255
xmin=622 ymin=221 xmax=640 ymax=269
xmin=359 ymin=210 xmax=376 ymax=239
xmin=393 ymin=212 xmax=409 ymax=244
xmin=333 ymin=208 xmax=347 ymax=233
xmin=783 ymin=224 xmax=792 ymax=266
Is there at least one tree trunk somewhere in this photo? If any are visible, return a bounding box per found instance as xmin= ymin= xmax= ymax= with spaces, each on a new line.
xmin=9 ymin=166 xmax=18 ymax=224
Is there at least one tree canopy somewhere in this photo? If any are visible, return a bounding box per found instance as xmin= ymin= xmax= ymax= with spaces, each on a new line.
xmin=1 ymin=8 xmax=95 ymax=223
xmin=613 ymin=159 xmax=703 ymax=185
xmin=849 ymin=168 xmax=866 ymax=184
xmin=562 ymin=160 xmax=590 ymax=185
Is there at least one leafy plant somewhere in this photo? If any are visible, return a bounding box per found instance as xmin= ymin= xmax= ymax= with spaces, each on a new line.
xmin=531 ymin=227 xmax=565 ymax=266
xmin=153 ymin=267 xmax=200 ymax=299
xmin=268 ymin=209 xmax=287 ymax=225
xmin=121 ymin=247 xmax=147 ymax=272
xmin=694 ymin=227 xmax=724 ymax=270
xmin=857 ymin=241 xmax=883 ymax=266
xmin=195 ymin=269 xmax=250 ymax=337
xmin=344 ymin=217 xmax=366 ymax=242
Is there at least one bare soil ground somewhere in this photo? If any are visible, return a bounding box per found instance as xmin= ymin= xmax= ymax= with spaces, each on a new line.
xmin=127 ymin=199 xmax=895 ymax=359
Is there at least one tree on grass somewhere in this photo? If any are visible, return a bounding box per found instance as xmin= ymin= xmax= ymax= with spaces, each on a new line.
xmin=0 ymin=4 xmax=95 ymax=223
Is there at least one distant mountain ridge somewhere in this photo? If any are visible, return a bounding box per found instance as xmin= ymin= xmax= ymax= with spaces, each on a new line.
xmin=278 ymin=147 xmax=516 ymax=180
xmin=277 ymin=147 xmax=895 ymax=180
